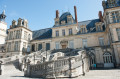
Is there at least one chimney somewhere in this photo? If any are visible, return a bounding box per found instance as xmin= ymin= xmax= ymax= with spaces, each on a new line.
xmin=98 ymin=11 xmax=103 ymax=22
xmin=10 ymin=25 xmax=12 ymax=29
xmin=74 ymin=6 xmax=78 ymax=23
xmin=56 ymin=10 xmax=59 ymax=18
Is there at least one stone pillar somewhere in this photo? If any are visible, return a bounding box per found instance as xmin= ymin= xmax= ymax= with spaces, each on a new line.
xmin=36 ymin=43 xmax=37 ymax=51
xmin=0 ymin=61 xmax=4 ymax=75
xmin=113 ymin=45 xmax=120 ymax=67
xmin=109 ymin=12 xmax=113 ymax=23
xmin=112 ymin=28 xmax=118 ymax=42
xmin=24 ymin=61 xmax=31 ymax=77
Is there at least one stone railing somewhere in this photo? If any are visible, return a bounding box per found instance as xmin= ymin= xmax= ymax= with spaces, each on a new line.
xmin=24 ymin=55 xmax=84 ymax=78
xmin=0 ymin=55 xmax=20 ymax=64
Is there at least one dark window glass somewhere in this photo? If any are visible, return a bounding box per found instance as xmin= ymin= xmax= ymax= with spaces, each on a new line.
xmin=46 ymin=43 xmax=50 ymax=51
xmin=62 ymin=29 xmax=65 ymax=36
xmin=38 ymin=44 xmax=42 ymax=51
xmin=32 ymin=44 xmax=35 ymax=52
xmin=56 ymin=31 xmax=59 ymax=37
xmin=69 ymin=28 xmax=72 ymax=35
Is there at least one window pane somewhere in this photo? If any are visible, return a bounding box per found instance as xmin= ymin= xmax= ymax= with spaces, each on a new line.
xmin=38 ymin=44 xmax=42 ymax=51
xmin=69 ymin=40 xmax=74 ymax=48
xmin=62 ymin=29 xmax=65 ymax=36
xmin=46 ymin=43 xmax=50 ymax=51
xmin=56 ymin=31 xmax=59 ymax=37
xmin=55 ymin=42 xmax=59 ymax=49
xmin=99 ymin=37 xmax=104 ymax=46
xmin=69 ymin=29 xmax=72 ymax=35
xmin=116 ymin=28 xmax=120 ymax=41
xmin=82 ymin=39 xmax=87 ymax=47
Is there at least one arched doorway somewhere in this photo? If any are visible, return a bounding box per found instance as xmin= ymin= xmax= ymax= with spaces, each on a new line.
xmin=89 ymin=53 xmax=95 ymax=69
xmin=103 ymin=52 xmax=114 ymax=68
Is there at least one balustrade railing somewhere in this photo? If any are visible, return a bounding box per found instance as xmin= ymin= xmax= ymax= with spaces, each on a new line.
xmin=25 ymin=55 xmax=83 ymax=77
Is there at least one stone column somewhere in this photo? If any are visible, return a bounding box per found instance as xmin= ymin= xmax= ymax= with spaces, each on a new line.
xmin=109 ymin=12 xmax=113 ymax=23
xmin=113 ymin=44 xmax=120 ymax=67
xmin=112 ymin=28 xmax=118 ymax=42
xmin=36 ymin=43 xmax=38 ymax=51
xmin=24 ymin=61 xmax=31 ymax=77
xmin=0 ymin=61 xmax=4 ymax=75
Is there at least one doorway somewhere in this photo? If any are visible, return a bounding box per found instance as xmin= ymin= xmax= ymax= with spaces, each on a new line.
xmin=62 ymin=45 xmax=67 ymax=49
xmin=103 ymin=52 xmax=114 ymax=68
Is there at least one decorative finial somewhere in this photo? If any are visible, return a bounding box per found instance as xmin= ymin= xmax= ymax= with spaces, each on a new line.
xmin=2 ymin=10 xmax=5 ymax=15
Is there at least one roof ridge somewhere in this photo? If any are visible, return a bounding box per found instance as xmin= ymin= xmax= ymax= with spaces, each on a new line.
xmin=78 ymin=19 xmax=99 ymax=23
xmin=32 ymin=27 xmax=52 ymax=32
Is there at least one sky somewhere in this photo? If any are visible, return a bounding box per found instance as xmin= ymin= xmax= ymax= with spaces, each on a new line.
xmin=0 ymin=0 xmax=104 ymax=31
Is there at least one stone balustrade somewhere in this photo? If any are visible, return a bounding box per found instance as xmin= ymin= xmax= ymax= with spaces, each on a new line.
xmin=24 ymin=55 xmax=84 ymax=78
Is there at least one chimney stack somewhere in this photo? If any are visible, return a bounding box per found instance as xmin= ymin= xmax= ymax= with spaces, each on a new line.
xmin=98 ymin=11 xmax=103 ymax=22
xmin=56 ymin=10 xmax=59 ymax=18
xmin=74 ymin=6 xmax=78 ymax=23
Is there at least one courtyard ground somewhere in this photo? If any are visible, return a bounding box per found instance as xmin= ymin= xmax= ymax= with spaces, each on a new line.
xmin=0 ymin=68 xmax=120 ymax=79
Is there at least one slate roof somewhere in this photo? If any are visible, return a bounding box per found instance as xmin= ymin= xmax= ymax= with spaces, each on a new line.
xmin=53 ymin=12 xmax=76 ymax=27
xmin=32 ymin=19 xmax=104 ymax=40
xmin=78 ymin=19 xmax=101 ymax=33
xmin=103 ymin=0 xmax=120 ymax=9
xmin=32 ymin=28 xmax=52 ymax=40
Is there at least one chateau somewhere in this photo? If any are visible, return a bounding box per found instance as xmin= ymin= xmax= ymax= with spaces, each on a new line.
xmin=0 ymin=0 xmax=120 ymax=69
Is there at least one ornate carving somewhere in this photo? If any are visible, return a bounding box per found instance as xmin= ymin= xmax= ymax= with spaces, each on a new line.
xmin=60 ymin=40 xmax=68 ymax=45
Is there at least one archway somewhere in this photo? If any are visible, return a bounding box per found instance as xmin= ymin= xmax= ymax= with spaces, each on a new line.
xmin=89 ymin=52 xmax=95 ymax=69
xmin=103 ymin=52 xmax=114 ymax=68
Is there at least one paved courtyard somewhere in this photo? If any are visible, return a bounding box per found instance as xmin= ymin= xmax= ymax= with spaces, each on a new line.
xmin=0 ymin=68 xmax=120 ymax=79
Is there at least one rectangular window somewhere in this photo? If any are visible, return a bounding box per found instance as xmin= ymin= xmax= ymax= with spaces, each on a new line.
xmin=69 ymin=40 xmax=74 ymax=48
xmin=9 ymin=32 xmax=13 ymax=40
xmin=69 ymin=28 xmax=72 ymax=35
xmin=14 ymin=41 xmax=19 ymax=51
xmin=24 ymin=31 xmax=27 ymax=40
xmin=7 ymin=42 xmax=11 ymax=52
xmin=56 ymin=30 xmax=59 ymax=37
xmin=116 ymin=28 xmax=120 ymax=41
xmin=99 ymin=37 xmax=104 ymax=46
xmin=32 ymin=44 xmax=35 ymax=52
xmin=82 ymin=39 xmax=87 ymax=48
xmin=62 ymin=29 xmax=65 ymax=36
xmin=38 ymin=44 xmax=42 ymax=51
xmin=97 ymin=25 xmax=101 ymax=31
xmin=112 ymin=11 xmax=120 ymax=23
xmin=81 ymin=28 xmax=86 ymax=33
xmin=55 ymin=42 xmax=59 ymax=49
xmin=46 ymin=43 xmax=50 ymax=51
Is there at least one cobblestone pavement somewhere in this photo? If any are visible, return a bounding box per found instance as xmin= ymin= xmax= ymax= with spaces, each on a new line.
xmin=0 ymin=69 xmax=120 ymax=79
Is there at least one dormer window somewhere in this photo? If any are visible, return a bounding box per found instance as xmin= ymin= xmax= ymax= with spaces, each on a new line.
xmin=80 ymin=25 xmax=87 ymax=34
xmin=61 ymin=21 xmax=65 ymax=25
xmin=67 ymin=15 xmax=73 ymax=24
xmin=97 ymin=25 xmax=102 ymax=31
xmin=81 ymin=28 xmax=86 ymax=33
xmin=55 ymin=18 xmax=59 ymax=26
xmin=95 ymin=22 xmax=103 ymax=31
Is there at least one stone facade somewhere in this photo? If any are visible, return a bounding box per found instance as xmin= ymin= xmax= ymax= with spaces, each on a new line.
xmin=0 ymin=11 xmax=7 ymax=58
xmin=6 ymin=18 xmax=32 ymax=56
xmin=0 ymin=0 xmax=120 ymax=68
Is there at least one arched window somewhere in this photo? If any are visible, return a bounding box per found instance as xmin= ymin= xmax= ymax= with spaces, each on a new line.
xmin=89 ymin=53 xmax=95 ymax=66
xmin=103 ymin=52 xmax=113 ymax=63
